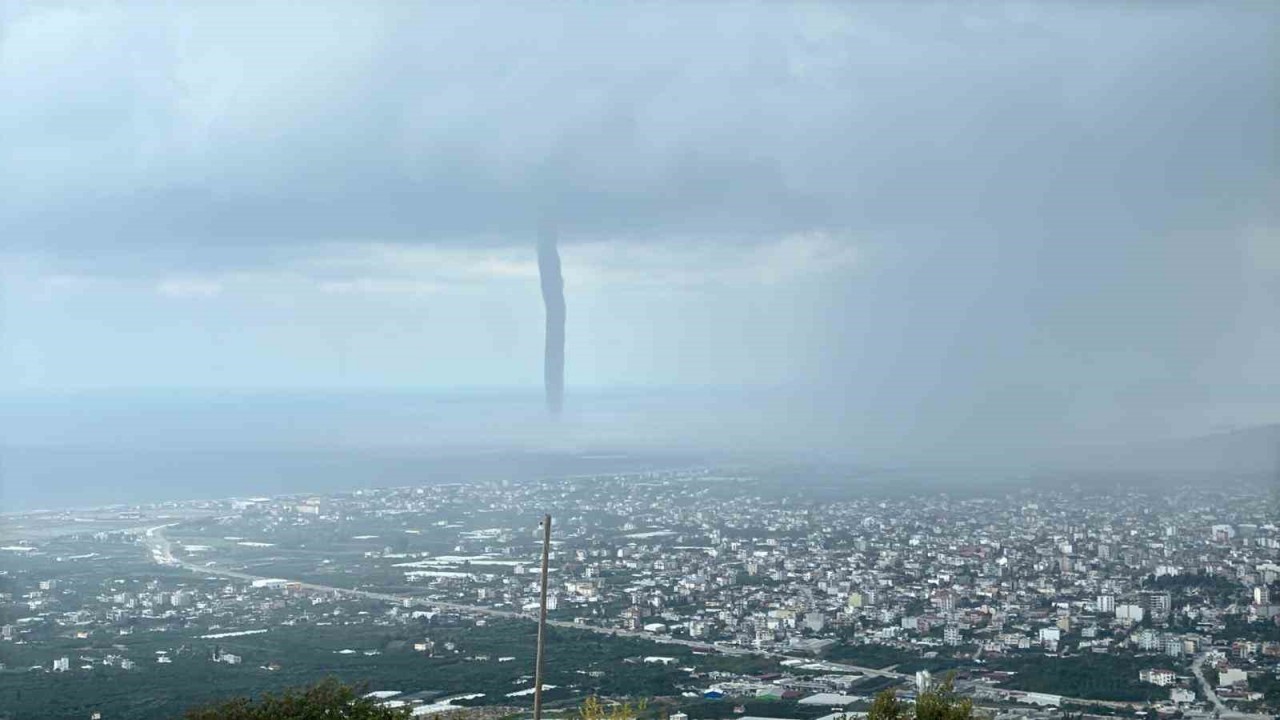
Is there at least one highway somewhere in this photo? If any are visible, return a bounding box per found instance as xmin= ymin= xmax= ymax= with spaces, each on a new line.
xmin=143 ymin=526 xmax=906 ymax=680
xmin=147 ymin=527 xmax=1267 ymax=717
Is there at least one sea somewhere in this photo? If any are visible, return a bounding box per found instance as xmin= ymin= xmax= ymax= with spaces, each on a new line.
xmin=0 ymin=390 xmax=719 ymax=513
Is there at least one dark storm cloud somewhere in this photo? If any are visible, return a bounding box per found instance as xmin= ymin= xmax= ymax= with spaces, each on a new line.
xmin=1 ymin=2 xmax=1277 ymax=458
xmin=2 ymin=2 xmax=1274 ymax=270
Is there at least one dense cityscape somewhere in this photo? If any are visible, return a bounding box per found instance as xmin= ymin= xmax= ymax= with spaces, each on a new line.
xmin=3 ymin=469 xmax=1278 ymax=720
xmin=5 ymin=1 xmax=1277 ymax=719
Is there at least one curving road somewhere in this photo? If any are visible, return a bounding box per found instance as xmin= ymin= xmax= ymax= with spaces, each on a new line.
xmin=143 ymin=526 xmax=904 ymax=679
xmin=1190 ymin=653 xmax=1271 ymax=720
xmin=151 ymin=526 xmax=1256 ymax=717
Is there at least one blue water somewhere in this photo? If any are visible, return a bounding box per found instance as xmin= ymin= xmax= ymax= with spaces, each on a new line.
xmin=0 ymin=444 xmax=703 ymax=512
xmin=0 ymin=390 xmax=723 ymax=512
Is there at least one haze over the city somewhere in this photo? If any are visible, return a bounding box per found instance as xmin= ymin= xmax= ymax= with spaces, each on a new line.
xmin=5 ymin=5 xmax=1280 ymax=720
xmin=2 ymin=2 xmax=1278 ymax=510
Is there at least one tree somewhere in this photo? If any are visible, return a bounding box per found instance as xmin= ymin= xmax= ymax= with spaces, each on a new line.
xmin=183 ymin=677 xmax=410 ymax=720
xmin=867 ymin=678 xmax=973 ymax=720
xmin=868 ymin=688 xmax=908 ymax=720
xmin=578 ymin=694 xmax=648 ymax=720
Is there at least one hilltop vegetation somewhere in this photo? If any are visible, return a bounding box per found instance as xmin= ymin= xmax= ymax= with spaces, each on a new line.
xmin=184 ymin=678 xmax=410 ymax=719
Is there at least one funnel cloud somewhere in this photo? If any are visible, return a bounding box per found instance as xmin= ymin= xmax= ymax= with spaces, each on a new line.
xmin=0 ymin=2 xmax=1276 ymax=458
xmin=537 ymin=228 xmax=565 ymax=415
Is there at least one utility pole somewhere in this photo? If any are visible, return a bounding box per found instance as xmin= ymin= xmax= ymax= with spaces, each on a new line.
xmin=533 ymin=514 xmax=552 ymax=720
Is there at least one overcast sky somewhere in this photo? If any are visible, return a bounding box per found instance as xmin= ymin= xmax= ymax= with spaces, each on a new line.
xmin=1 ymin=2 xmax=1277 ymax=459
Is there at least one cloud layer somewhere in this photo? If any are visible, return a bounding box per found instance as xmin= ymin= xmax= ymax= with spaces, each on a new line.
xmin=4 ymin=3 xmax=1275 ymax=264
xmin=1 ymin=2 xmax=1277 ymax=459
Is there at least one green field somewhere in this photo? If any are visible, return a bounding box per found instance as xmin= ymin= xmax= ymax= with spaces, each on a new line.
xmin=989 ymin=653 xmax=1175 ymax=703
xmin=0 ymin=615 xmax=780 ymax=720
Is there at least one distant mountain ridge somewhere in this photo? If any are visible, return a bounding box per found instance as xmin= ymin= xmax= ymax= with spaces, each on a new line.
xmin=1061 ymin=423 xmax=1280 ymax=476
